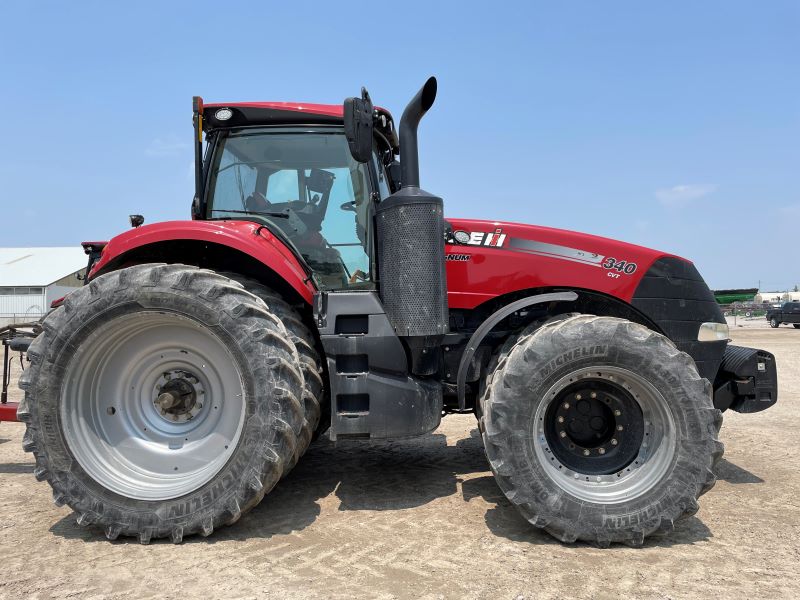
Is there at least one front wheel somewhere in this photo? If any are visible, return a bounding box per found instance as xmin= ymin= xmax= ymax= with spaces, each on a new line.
xmin=770 ymin=318 xmax=780 ymax=328
xmin=480 ymin=315 xmax=723 ymax=546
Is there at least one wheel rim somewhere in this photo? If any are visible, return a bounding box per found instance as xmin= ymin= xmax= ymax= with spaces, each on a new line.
xmin=533 ymin=366 xmax=677 ymax=504
xmin=61 ymin=312 xmax=246 ymax=501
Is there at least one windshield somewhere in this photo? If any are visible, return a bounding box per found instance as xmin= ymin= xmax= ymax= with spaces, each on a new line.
xmin=206 ymin=129 xmax=374 ymax=290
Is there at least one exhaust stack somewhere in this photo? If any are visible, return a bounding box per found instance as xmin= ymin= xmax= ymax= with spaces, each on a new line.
xmin=375 ymin=77 xmax=448 ymax=376
xmin=399 ymin=77 xmax=438 ymax=189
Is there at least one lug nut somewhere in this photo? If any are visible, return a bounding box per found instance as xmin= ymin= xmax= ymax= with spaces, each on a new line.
xmin=563 ymin=402 xmax=570 ymax=409
xmin=611 ymin=439 xmax=618 ymax=446
xmin=590 ymin=392 xmax=597 ymax=399
xmin=575 ymin=394 xmax=582 ymax=400
xmin=560 ymin=431 xmax=567 ymax=438
xmin=583 ymin=449 xmax=590 ymax=456
xmin=557 ymin=416 xmax=564 ymax=423
xmin=599 ymin=448 xmax=606 ymax=455
xmin=614 ymin=410 xmax=621 ymax=416
xmin=617 ymin=425 xmax=624 ymax=431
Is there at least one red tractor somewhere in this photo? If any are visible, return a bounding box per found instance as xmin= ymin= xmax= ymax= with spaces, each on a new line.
xmin=2 ymin=77 xmax=778 ymax=546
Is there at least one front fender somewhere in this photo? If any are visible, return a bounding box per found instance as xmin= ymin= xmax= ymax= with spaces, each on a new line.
xmin=90 ymin=220 xmax=315 ymax=303
xmin=456 ymin=291 xmax=578 ymax=409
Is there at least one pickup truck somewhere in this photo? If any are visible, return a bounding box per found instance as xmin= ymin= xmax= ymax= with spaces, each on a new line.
xmin=766 ymin=301 xmax=800 ymax=328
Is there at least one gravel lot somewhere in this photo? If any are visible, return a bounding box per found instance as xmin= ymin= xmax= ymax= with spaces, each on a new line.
xmin=0 ymin=326 xmax=797 ymax=599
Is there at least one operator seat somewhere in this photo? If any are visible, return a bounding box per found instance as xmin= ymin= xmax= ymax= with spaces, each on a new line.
xmin=245 ymin=192 xmax=271 ymax=213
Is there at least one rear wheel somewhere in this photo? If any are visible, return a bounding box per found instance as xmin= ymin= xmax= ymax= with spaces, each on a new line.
xmin=793 ymin=324 xmax=800 ymax=329
xmin=770 ymin=318 xmax=780 ymax=328
xmin=18 ymin=264 xmax=305 ymax=543
xmin=219 ymin=273 xmax=325 ymax=453
xmin=480 ymin=315 xmax=723 ymax=546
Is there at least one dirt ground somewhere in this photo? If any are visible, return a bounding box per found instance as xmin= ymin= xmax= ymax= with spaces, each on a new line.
xmin=0 ymin=326 xmax=798 ymax=600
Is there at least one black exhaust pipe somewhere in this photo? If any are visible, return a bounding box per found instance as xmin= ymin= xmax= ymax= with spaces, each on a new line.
xmin=375 ymin=76 xmax=448 ymax=376
xmin=399 ymin=76 xmax=437 ymax=189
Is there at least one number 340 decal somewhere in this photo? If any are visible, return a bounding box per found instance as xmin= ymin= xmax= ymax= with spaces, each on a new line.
xmin=602 ymin=257 xmax=638 ymax=275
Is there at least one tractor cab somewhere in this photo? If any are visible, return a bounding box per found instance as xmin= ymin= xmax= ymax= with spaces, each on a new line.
xmin=195 ymin=100 xmax=398 ymax=291
xmin=192 ymin=80 xmax=449 ymax=442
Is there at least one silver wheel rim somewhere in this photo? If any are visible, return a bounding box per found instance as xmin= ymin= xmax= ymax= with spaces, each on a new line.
xmin=61 ymin=312 xmax=246 ymax=501
xmin=533 ymin=366 xmax=676 ymax=504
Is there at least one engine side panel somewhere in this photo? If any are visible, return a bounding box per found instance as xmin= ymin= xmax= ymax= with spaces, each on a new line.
xmin=444 ymin=218 xmax=680 ymax=310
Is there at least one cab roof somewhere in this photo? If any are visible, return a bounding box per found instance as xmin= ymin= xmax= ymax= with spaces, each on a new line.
xmin=201 ymin=101 xmax=398 ymax=151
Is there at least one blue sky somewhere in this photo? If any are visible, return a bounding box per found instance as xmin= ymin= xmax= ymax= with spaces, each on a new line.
xmin=1 ymin=1 xmax=797 ymax=290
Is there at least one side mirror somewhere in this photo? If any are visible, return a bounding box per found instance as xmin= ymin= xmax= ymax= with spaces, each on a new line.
xmin=343 ymin=87 xmax=374 ymax=163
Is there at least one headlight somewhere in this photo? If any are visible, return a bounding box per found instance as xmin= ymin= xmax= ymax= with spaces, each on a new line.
xmin=698 ymin=322 xmax=729 ymax=342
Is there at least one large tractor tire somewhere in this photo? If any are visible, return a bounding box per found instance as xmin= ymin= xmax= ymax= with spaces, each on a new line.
xmin=18 ymin=264 xmax=306 ymax=543
xmin=479 ymin=314 xmax=723 ymax=547
xmin=219 ymin=273 xmax=326 ymax=451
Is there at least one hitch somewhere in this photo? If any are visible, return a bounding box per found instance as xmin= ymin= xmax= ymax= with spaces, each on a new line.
xmin=1 ymin=322 xmax=39 ymax=422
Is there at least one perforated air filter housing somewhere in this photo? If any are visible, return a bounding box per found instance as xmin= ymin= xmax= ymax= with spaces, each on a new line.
xmin=376 ymin=187 xmax=449 ymax=337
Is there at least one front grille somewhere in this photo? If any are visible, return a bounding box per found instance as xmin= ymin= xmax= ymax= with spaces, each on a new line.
xmin=632 ymin=257 xmax=726 ymax=380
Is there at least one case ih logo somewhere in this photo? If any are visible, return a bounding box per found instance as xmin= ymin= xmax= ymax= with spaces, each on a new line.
xmin=452 ymin=228 xmax=507 ymax=248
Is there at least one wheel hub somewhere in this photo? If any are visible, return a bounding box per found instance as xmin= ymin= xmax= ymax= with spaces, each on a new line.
xmin=544 ymin=380 xmax=644 ymax=475
xmin=153 ymin=370 xmax=204 ymax=423
xmin=560 ymin=393 xmax=616 ymax=447
xmin=534 ymin=366 xmax=677 ymax=504
xmin=60 ymin=311 xmax=246 ymax=501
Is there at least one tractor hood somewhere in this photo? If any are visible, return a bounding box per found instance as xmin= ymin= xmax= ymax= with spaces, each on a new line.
xmin=444 ymin=218 xmax=685 ymax=310
xmin=443 ymin=217 xmax=725 ymax=382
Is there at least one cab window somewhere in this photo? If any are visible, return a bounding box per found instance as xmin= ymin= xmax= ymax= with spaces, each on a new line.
xmin=207 ymin=130 xmax=375 ymax=290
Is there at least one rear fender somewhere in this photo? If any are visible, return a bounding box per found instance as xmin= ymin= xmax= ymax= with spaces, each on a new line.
xmin=90 ymin=220 xmax=315 ymax=304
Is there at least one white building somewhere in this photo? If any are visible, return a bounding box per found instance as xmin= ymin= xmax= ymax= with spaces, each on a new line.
xmin=0 ymin=247 xmax=87 ymax=323
xmin=756 ymin=291 xmax=800 ymax=304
